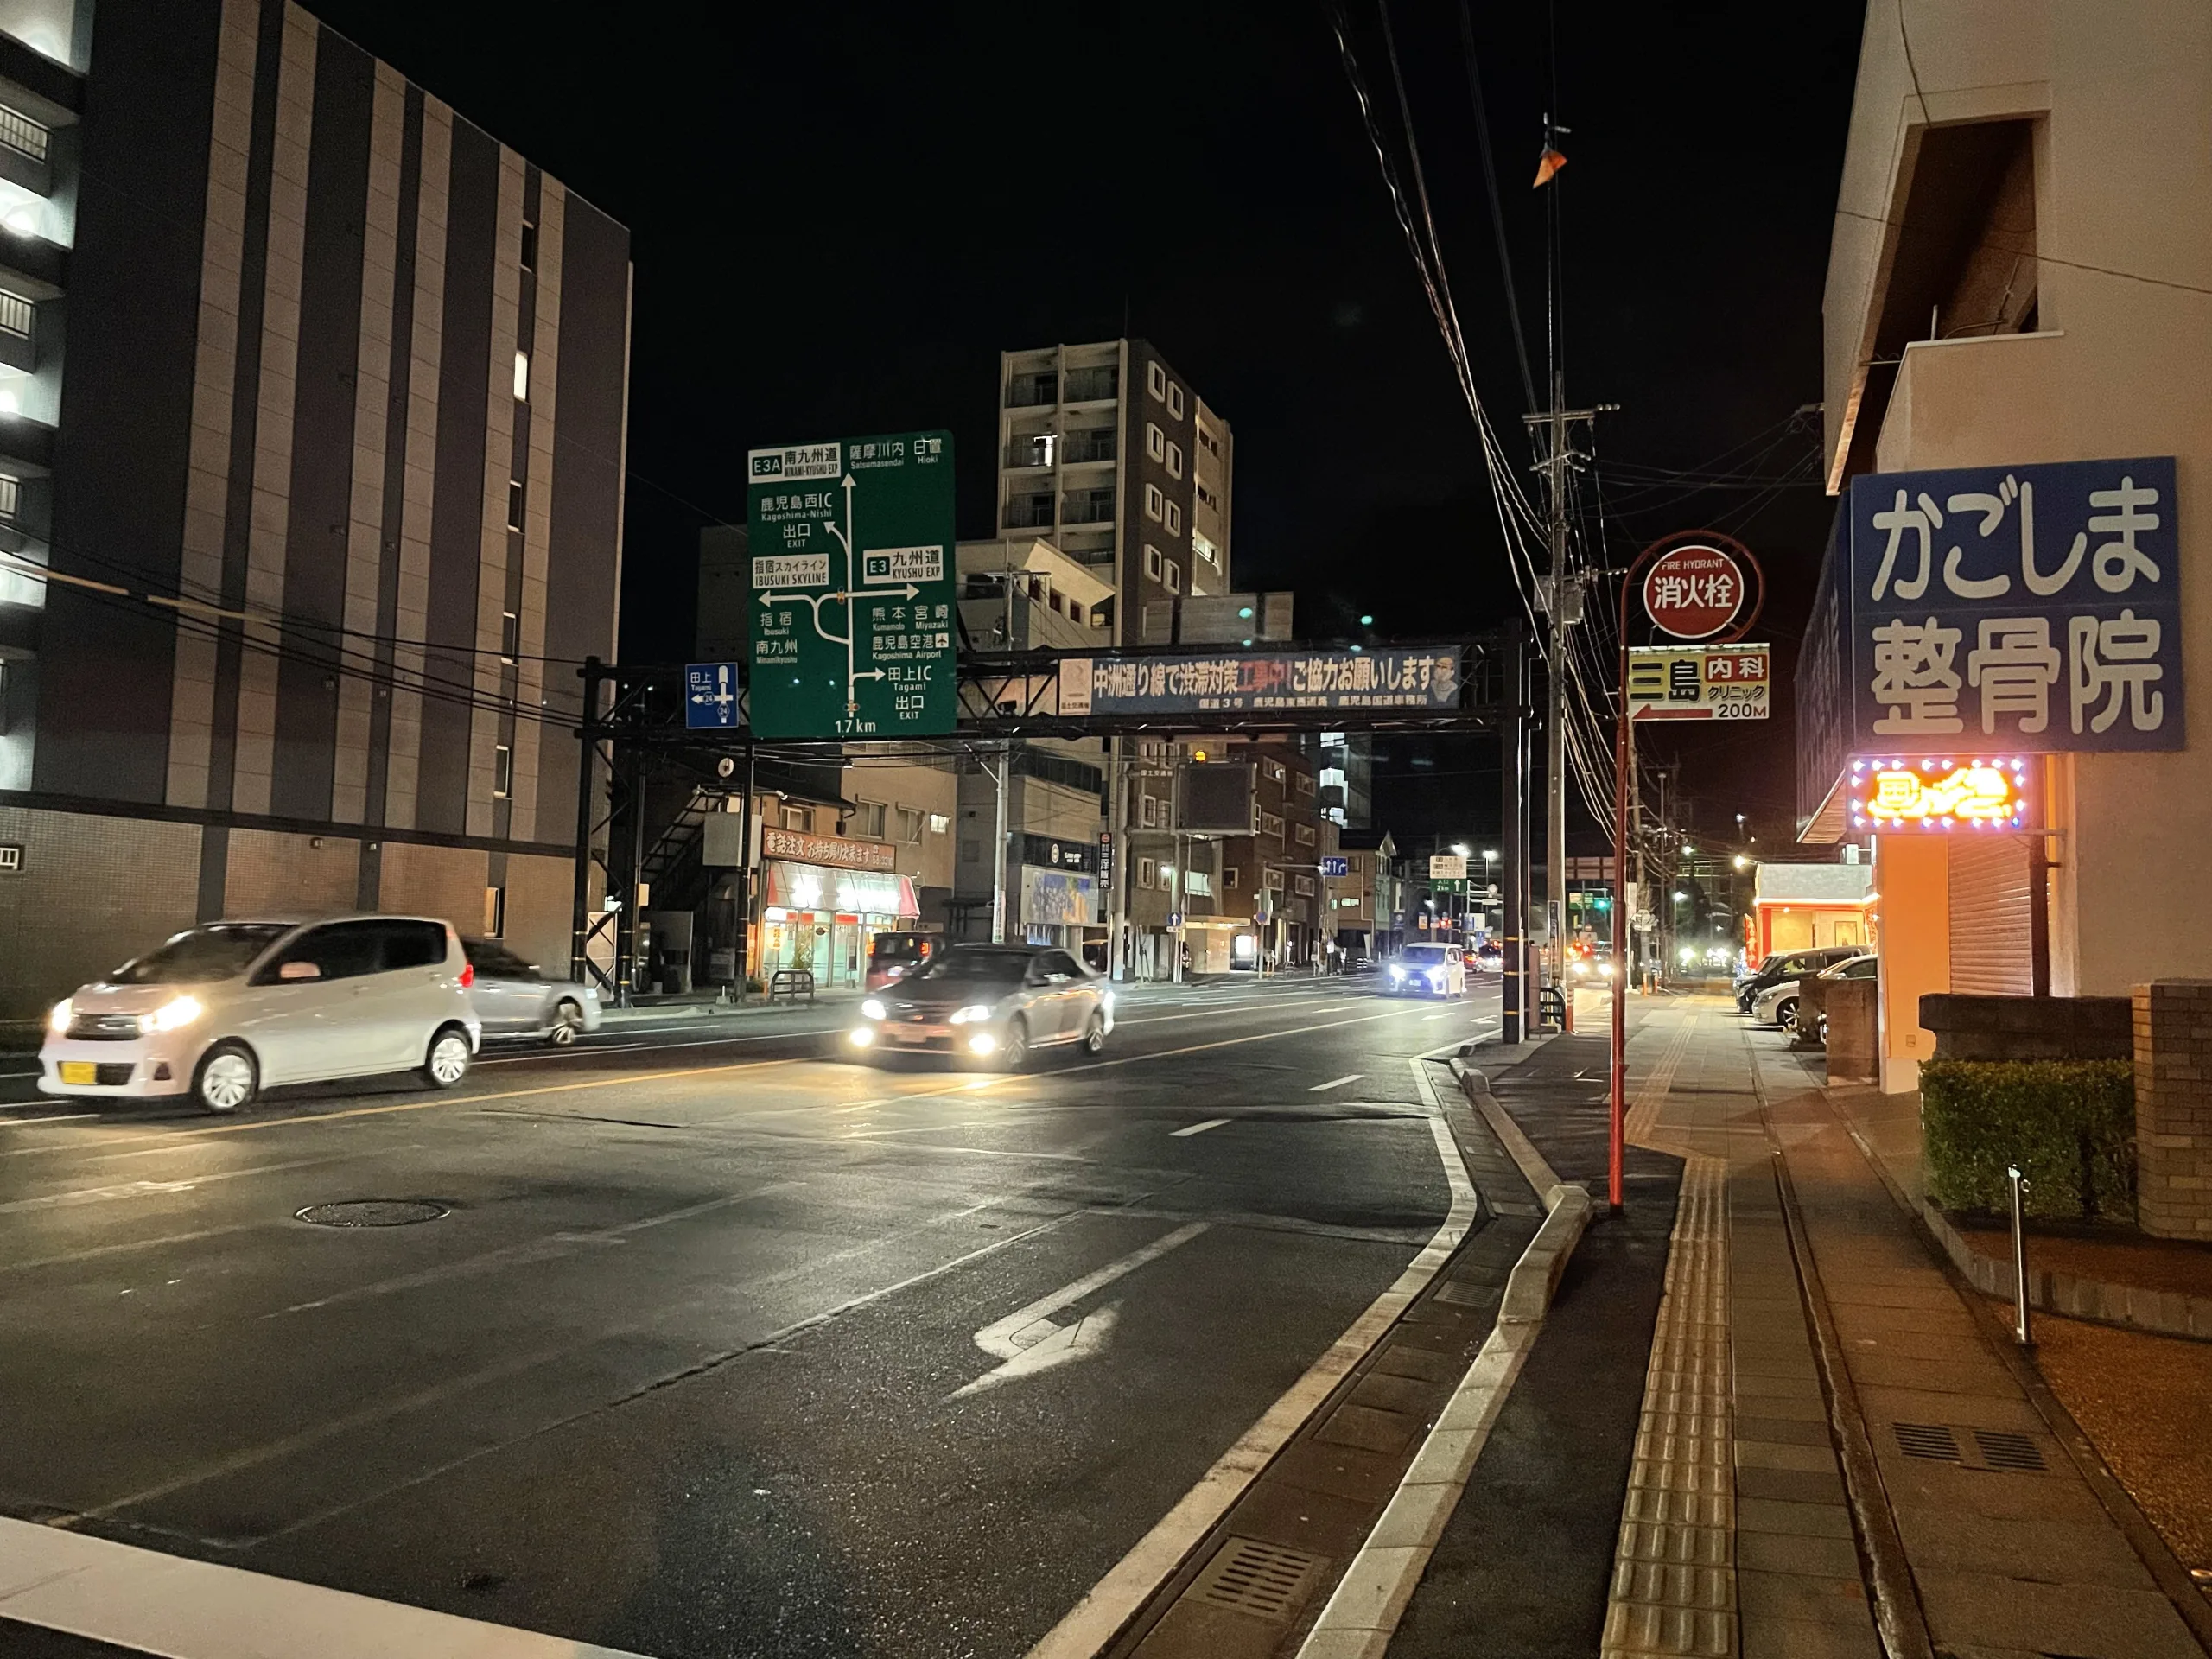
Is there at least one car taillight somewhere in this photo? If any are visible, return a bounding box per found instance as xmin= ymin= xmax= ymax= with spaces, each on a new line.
xmin=459 ymin=962 xmax=475 ymax=988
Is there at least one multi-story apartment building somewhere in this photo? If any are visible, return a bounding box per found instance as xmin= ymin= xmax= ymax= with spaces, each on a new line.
xmin=953 ymin=536 xmax=1110 ymax=957
xmin=1313 ymin=730 xmax=1373 ymax=828
xmin=995 ymin=340 xmax=1233 ymax=644
xmin=0 ymin=0 xmax=632 ymax=1022
xmin=1208 ymin=738 xmax=1330 ymax=972
xmin=1331 ymin=829 xmax=1398 ymax=962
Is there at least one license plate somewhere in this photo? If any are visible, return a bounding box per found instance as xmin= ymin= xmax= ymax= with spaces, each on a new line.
xmin=58 ymin=1061 xmax=96 ymax=1085
xmin=891 ymin=1025 xmax=944 ymax=1044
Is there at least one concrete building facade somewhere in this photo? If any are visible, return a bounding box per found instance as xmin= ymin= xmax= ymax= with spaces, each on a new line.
xmin=0 ymin=0 xmax=631 ymax=1020
xmin=1808 ymin=0 xmax=2212 ymax=1090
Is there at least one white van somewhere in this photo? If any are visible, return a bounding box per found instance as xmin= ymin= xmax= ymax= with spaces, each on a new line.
xmin=1386 ymin=943 xmax=1465 ymax=997
xmin=40 ymin=917 xmax=480 ymax=1113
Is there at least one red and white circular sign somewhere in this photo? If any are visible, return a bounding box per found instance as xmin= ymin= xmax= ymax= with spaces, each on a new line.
xmin=1643 ymin=543 xmax=1745 ymax=639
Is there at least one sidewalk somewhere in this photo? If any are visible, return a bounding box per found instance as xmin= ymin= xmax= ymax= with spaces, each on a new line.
xmin=1601 ymin=994 xmax=2210 ymax=1659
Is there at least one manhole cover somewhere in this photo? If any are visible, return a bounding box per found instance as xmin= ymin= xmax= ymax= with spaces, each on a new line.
xmin=296 ymin=1199 xmax=448 ymax=1228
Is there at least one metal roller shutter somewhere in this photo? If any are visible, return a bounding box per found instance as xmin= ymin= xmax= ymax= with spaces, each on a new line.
xmin=1947 ymin=835 xmax=2034 ymax=995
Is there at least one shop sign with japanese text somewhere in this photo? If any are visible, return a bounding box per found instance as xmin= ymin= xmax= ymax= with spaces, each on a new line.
xmin=1059 ymin=647 xmax=1461 ymax=715
xmin=1845 ymin=457 xmax=2181 ymax=752
xmin=746 ymin=431 xmax=957 ymax=741
xmin=760 ymin=825 xmax=897 ymax=873
xmin=1627 ymin=645 xmax=1770 ymax=721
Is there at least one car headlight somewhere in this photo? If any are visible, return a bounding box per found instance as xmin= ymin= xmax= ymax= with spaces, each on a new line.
xmin=860 ymin=998 xmax=887 ymax=1021
xmin=1388 ymin=966 xmax=1405 ymax=980
xmin=948 ymin=1004 xmax=994 ymax=1025
xmin=1427 ymin=969 xmax=1446 ymax=988
xmin=143 ymin=995 xmax=203 ymax=1033
xmin=848 ymin=1026 xmax=874 ymax=1046
xmin=48 ymin=997 xmax=71 ymax=1034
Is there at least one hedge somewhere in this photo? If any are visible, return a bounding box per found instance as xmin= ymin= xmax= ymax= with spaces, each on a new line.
xmin=1919 ymin=1058 xmax=2136 ymax=1223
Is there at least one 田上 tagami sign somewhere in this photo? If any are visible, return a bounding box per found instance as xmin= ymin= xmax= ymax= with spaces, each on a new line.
xmin=1643 ymin=543 xmax=1746 ymax=640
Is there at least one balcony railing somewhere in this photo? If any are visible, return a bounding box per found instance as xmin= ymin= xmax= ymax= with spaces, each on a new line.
xmin=1004 ymin=497 xmax=1054 ymax=530
xmin=0 ymin=292 xmax=32 ymax=340
xmin=1061 ymin=492 xmax=1116 ymax=525
xmin=1005 ymin=375 xmax=1057 ymax=409
xmin=0 ymin=105 xmax=48 ymax=163
xmin=1062 ymin=430 xmax=1116 ymax=463
xmin=1064 ymin=368 xmax=1117 ymax=402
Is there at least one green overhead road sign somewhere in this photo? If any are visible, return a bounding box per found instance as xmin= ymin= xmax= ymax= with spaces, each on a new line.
xmin=745 ymin=430 xmax=957 ymax=740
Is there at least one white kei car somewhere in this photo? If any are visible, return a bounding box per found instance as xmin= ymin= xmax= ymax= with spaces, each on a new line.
xmin=1385 ymin=943 xmax=1466 ymax=997
xmin=39 ymin=917 xmax=481 ymax=1113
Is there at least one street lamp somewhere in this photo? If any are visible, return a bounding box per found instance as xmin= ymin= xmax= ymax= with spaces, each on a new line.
xmin=1732 ymin=855 xmax=1749 ymax=871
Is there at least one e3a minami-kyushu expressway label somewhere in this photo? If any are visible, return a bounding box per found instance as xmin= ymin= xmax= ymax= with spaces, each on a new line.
xmin=745 ymin=431 xmax=957 ymax=741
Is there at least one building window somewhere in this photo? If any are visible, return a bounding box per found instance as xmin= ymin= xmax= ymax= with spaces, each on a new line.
xmin=1008 ymin=369 xmax=1057 ymax=408
xmin=1166 ymin=441 xmax=1184 ymax=479
xmin=930 ymin=812 xmax=951 ymax=835
xmin=1262 ymin=810 xmax=1284 ymax=839
xmin=783 ymin=804 xmax=810 ymax=830
xmin=1295 ymin=823 xmax=1315 ymax=846
xmin=1147 ymin=361 xmax=1166 ymax=401
xmin=500 ymin=610 xmax=519 ymax=664
xmin=493 ymin=743 xmax=512 ymax=798
xmin=1192 ymin=530 xmax=1218 ymax=566
xmin=1164 ymin=560 xmax=1180 ymax=594
xmin=0 ymin=105 xmax=48 ymax=163
xmin=512 ymin=351 xmax=530 ymax=401
xmin=1144 ymin=483 xmax=1163 ymax=522
xmin=1195 ymin=481 xmax=1217 ymax=512
xmin=1294 ymin=874 xmax=1315 ymax=897
xmin=520 ymin=220 xmax=537 ymax=271
xmin=0 ymin=292 xmax=30 ymax=340
xmin=1199 ymin=427 xmax=1221 ymax=459
xmin=0 ymin=471 xmax=19 ymax=522
xmin=1223 ymin=867 xmax=1238 ymax=888
xmin=1164 ymin=500 xmax=1182 ymax=536
xmin=853 ymin=800 xmax=887 ymax=839
xmin=1138 ymin=856 xmax=1156 ymax=888
xmin=507 ymin=479 xmax=524 ymax=531
xmin=1297 ymin=772 xmax=1315 ymax=796
xmin=1167 ymin=383 xmax=1185 ymax=419
xmin=960 ymin=837 xmax=980 ymax=862
xmin=1146 ymin=422 xmax=1165 ymax=461
xmin=483 ymin=885 xmax=505 ymax=937
xmin=894 ymin=804 xmax=924 ymax=843
xmin=1140 ymin=794 xmax=1157 ymax=828
xmin=1144 ymin=543 xmax=1163 ymax=579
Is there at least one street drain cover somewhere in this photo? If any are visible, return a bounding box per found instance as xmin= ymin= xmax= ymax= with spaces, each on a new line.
xmin=296 ymin=1199 xmax=448 ymax=1228
xmin=1188 ymin=1536 xmax=1323 ymax=1623
xmin=1891 ymin=1421 xmax=2048 ymax=1472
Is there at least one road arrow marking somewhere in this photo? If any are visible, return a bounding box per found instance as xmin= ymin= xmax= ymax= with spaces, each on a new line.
xmin=1171 ymin=1118 xmax=1230 ymax=1137
xmin=946 ymin=1221 xmax=1207 ymax=1400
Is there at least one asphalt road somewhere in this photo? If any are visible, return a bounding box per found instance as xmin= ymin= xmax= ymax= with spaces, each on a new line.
xmin=0 ymin=972 xmax=1503 ymax=1659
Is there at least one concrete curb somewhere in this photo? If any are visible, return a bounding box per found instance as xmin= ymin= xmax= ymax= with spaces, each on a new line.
xmin=1916 ymin=1196 xmax=2212 ymax=1343
xmin=1293 ymin=1067 xmax=1594 ymax=1659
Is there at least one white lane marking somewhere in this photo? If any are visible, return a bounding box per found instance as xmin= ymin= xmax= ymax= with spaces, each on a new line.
xmin=1025 ymin=1039 xmax=1478 ymax=1659
xmin=948 ymin=1222 xmax=1209 ymax=1400
xmin=1423 ymin=1011 xmax=1459 ymax=1021
xmin=1309 ymin=1074 xmax=1363 ymax=1093
xmin=0 ymin=1515 xmax=649 ymax=1659
xmin=0 ymin=1112 xmax=95 ymax=1124
xmin=1170 ymin=1118 xmax=1230 ymax=1137
xmin=0 ymin=1148 xmax=406 ymax=1217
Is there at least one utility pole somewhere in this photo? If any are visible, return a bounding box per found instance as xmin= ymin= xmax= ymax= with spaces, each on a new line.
xmin=1523 ymin=381 xmax=1608 ymax=1011
xmin=990 ymin=741 xmax=1011 ymax=944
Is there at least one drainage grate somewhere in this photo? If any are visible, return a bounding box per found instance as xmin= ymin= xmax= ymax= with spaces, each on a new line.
xmin=1891 ymin=1421 xmax=2049 ymax=1473
xmin=1971 ymin=1427 xmax=2047 ymax=1471
xmin=1893 ymin=1422 xmax=1963 ymax=1463
xmin=296 ymin=1199 xmax=448 ymax=1228
xmin=1187 ymin=1536 xmax=1323 ymax=1623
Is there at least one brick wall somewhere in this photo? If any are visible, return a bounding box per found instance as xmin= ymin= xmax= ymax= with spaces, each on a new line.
xmin=0 ymin=807 xmax=200 ymax=1023
xmin=2132 ymin=980 xmax=2212 ymax=1240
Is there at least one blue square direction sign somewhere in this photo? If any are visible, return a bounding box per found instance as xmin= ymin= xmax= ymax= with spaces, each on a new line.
xmin=746 ymin=431 xmax=957 ymax=741
xmin=685 ymin=662 xmax=741 ymax=729
xmin=1320 ymin=855 xmax=1350 ymax=878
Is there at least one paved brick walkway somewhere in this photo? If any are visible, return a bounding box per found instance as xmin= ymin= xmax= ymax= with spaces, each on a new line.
xmin=1601 ymin=995 xmax=2207 ymax=1659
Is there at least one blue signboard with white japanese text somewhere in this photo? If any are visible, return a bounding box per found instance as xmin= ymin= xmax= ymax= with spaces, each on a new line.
xmin=684 ymin=662 xmax=741 ymax=729
xmin=1844 ymin=456 xmax=2181 ymax=753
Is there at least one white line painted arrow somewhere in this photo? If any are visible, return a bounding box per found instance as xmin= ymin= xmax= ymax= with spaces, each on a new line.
xmin=945 ymin=1221 xmax=1208 ymax=1400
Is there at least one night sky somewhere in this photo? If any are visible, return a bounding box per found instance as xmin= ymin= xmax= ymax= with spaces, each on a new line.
xmin=308 ymin=0 xmax=1868 ymax=853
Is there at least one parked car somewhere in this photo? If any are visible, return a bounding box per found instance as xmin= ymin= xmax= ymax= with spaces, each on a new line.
xmin=39 ymin=917 xmax=480 ymax=1113
xmin=461 ymin=938 xmax=602 ymax=1045
xmin=1737 ymin=944 xmax=1862 ymax=1014
xmin=1385 ymin=943 xmax=1465 ymax=997
xmin=1811 ymin=952 xmax=1879 ymax=1044
xmin=849 ymin=944 xmax=1112 ymax=1069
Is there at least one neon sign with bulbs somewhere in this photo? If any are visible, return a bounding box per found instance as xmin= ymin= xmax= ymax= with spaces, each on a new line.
xmin=1847 ymin=756 xmax=2033 ymax=833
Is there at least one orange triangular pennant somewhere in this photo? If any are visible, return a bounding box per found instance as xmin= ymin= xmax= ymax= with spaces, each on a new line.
xmin=1533 ymin=147 xmax=1567 ymax=188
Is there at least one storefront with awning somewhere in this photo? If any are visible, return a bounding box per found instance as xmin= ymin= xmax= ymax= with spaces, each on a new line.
xmin=755 ymin=827 xmax=917 ymax=989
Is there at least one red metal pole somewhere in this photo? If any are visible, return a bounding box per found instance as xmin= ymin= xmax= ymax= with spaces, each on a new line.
xmin=1610 ymin=573 xmax=1630 ymax=1216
